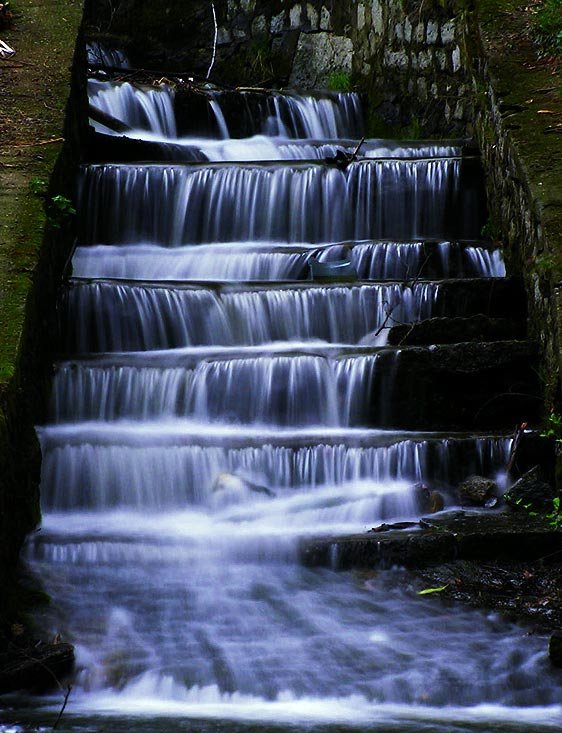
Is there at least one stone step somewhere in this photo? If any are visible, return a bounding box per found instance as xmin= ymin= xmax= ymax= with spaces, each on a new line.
xmin=300 ymin=512 xmax=562 ymax=570
xmin=86 ymin=128 xmax=475 ymax=164
xmin=37 ymin=423 xmax=514 ymax=510
xmin=62 ymin=278 xmax=527 ymax=353
xmin=79 ymin=157 xmax=487 ymax=244
xmin=71 ymin=240 xmax=505 ymax=281
xmin=50 ymin=340 xmax=538 ymax=430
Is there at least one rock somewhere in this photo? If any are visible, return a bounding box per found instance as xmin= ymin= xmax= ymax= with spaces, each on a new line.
xmin=414 ymin=483 xmax=445 ymax=514
xmin=212 ymin=472 xmax=275 ymax=505
xmin=503 ymin=466 xmax=555 ymax=512
xmin=289 ymin=32 xmax=353 ymax=88
xmin=458 ymin=476 xmax=497 ymax=506
xmin=0 ymin=642 xmax=75 ymax=694
xmin=429 ymin=491 xmax=445 ymax=513
xmin=549 ymin=630 xmax=562 ymax=667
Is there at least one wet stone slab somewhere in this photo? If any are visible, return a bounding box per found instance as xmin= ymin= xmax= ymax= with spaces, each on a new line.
xmin=301 ymin=511 xmax=562 ymax=571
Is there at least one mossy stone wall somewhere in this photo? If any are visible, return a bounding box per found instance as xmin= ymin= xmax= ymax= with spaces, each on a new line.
xmin=0 ymin=0 xmax=85 ymax=626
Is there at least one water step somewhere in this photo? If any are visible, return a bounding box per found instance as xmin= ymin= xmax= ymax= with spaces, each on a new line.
xmin=71 ymin=240 xmax=505 ymax=281
xmin=79 ymin=158 xmax=486 ymax=244
xmin=50 ymin=341 xmax=538 ymax=429
xmin=37 ymin=423 xmax=512 ymax=510
xmin=62 ymin=278 xmax=525 ymax=353
xmin=87 ymin=128 xmax=473 ymax=164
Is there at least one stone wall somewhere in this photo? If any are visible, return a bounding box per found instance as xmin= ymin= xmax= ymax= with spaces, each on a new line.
xmin=215 ymin=0 xmax=473 ymax=134
xmin=463 ymin=6 xmax=562 ymax=412
xmin=0 ymin=0 xmax=85 ymax=608
xmin=89 ymin=0 xmax=475 ymax=136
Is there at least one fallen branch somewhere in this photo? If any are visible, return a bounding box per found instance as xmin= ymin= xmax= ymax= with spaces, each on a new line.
xmin=13 ymin=137 xmax=65 ymax=148
xmin=53 ymin=685 xmax=72 ymax=730
xmin=506 ymin=421 xmax=528 ymax=475
xmin=88 ymin=103 xmax=131 ymax=133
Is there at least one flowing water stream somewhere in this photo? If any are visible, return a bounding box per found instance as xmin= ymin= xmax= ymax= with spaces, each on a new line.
xmin=5 ymin=80 xmax=562 ymax=732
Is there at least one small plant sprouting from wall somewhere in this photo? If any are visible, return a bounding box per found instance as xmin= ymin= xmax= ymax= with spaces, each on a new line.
xmin=327 ymin=71 xmax=352 ymax=93
xmin=541 ymin=410 xmax=562 ymax=443
xmin=30 ymin=177 xmax=76 ymax=229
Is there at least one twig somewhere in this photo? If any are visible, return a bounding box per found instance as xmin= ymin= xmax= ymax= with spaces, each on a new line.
xmin=13 ymin=137 xmax=64 ymax=148
xmin=506 ymin=421 xmax=528 ymax=474
xmin=207 ymin=2 xmax=218 ymax=81
xmin=53 ymin=685 xmax=72 ymax=730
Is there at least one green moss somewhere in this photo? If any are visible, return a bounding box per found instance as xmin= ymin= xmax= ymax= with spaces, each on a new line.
xmin=534 ymin=0 xmax=562 ymax=54
xmin=327 ymin=71 xmax=353 ymax=92
xmin=0 ymin=0 xmax=81 ymax=387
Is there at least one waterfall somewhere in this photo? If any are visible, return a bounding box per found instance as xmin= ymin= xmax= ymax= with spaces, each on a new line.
xmin=88 ymin=80 xmax=177 ymax=137
xmin=72 ymin=241 xmax=505 ymax=281
xmin=78 ymin=159 xmax=485 ymax=244
xmin=63 ymin=281 xmax=439 ymax=352
xmin=23 ymin=73 xmax=558 ymax=730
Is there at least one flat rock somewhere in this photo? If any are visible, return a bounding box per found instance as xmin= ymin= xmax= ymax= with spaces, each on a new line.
xmin=300 ymin=512 xmax=562 ymax=570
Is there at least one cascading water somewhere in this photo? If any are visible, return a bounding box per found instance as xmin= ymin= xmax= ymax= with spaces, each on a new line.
xmin=12 ymin=71 xmax=562 ymax=733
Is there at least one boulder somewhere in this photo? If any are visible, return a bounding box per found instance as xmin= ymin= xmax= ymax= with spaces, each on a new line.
xmin=413 ymin=483 xmax=445 ymax=514
xmin=503 ymin=466 xmax=555 ymax=513
xmin=457 ymin=476 xmax=497 ymax=506
xmin=211 ymin=472 xmax=275 ymax=507
xmin=549 ymin=630 xmax=562 ymax=668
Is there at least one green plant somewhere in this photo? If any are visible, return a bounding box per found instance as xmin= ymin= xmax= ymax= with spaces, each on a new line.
xmin=248 ymin=39 xmax=273 ymax=81
xmin=47 ymin=195 xmax=76 ymax=229
xmin=514 ymin=494 xmax=562 ymax=528
xmin=31 ymin=179 xmax=76 ymax=228
xmin=534 ymin=0 xmax=562 ymax=54
xmin=29 ymin=177 xmax=48 ymax=197
xmin=547 ymin=496 xmax=562 ymax=529
xmin=540 ymin=411 xmax=562 ymax=442
xmin=480 ymin=218 xmax=501 ymax=240
xmin=327 ymin=71 xmax=352 ymax=93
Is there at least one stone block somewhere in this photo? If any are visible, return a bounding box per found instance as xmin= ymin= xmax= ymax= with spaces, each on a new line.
xmin=290 ymin=4 xmax=302 ymax=28
xmin=357 ymin=3 xmax=366 ymax=31
xmin=320 ymin=6 xmax=331 ymax=31
xmin=384 ymin=49 xmax=409 ymax=70
xmin=426 ymin=20 xmax=439 ymax=44
xmin=418 ymin=50 xmax=432 ymax=69
xmin=441 ymin=19 xmax=456 ymax=44
xmin=404 ymin=17 xmax=412 ymax=42
xmin=227 ymin=0 xmax=238 ymax=21
xmin=371 ymin=0 xmax=384 ymax=35
xmin=217 ymin=27 xmax=232 ymax=45
xmin=452 ymin=45 xmax=461 ymax=73
xmin=270 ymin=11 xmax=286 ymax=34
xmin=289 ymin=32 xmax=353 ymax=88
xmin=307 ymin=3 xmax=319 ymax=29
xmin=251 ymin=14 xmax=267 ymax=37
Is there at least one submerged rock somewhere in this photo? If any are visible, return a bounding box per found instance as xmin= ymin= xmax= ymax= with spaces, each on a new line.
xmin=457 ymin=475 xmax=497 ymax=506
xmin=212 ymin=472 xmax=275 ymax=506
xmin=503 ymin=466 xmax=554 ymax=512
xmin=414 ymin=483 xmax=445 ymax=514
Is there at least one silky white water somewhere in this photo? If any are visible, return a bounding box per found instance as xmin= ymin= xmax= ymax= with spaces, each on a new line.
xmin=10 ymin=83 xmax=562 ymax=733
